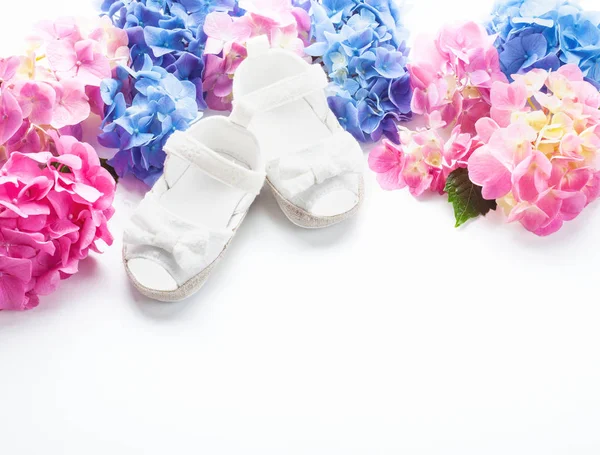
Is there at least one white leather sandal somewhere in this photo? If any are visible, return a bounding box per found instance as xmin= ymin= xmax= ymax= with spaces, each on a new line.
xmin=123 ymin=116 xmax=265 ymax=302
xmin=231 ymin=36 xmax=365 ymax=229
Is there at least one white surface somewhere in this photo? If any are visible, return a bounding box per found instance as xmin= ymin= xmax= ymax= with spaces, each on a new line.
xmin=1 ymin=1 xmax=600 ymax=454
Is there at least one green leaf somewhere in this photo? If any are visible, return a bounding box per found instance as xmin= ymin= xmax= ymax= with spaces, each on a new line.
xmin=100 ymin=158 xmax=119 ymax=184
xmin=444 ymin=167 xmax=497 ymax=228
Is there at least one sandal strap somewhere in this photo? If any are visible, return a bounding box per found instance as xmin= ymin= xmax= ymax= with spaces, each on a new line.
xmin=266 ymin=131 xmax=364 ymax=199
xmin=230 ymin=64 xmax=328 ymax=128
xmin=164 ymin=131 xmax=265 ymax=195
xmin=124 ymin=197 xmax=232 ymax=275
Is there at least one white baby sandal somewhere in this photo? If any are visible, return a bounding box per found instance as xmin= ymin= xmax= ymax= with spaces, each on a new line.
xmin=122 ymin=116 xmax=266 ymax=302
xmin=231 ymin=35 xmax=365 ymax=229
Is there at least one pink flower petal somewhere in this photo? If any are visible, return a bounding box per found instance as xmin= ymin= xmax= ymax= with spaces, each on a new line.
xmin=0 ymin=89 xmax=24 ymax=145
xmin=491 ymin=80 xmax=527 ymax=111
xmin=369 ymin=142 xmax=406 ymax=190
xmin=583 ymin=171 xmax=600 ymax=204
xmin=533 ymin=217 xmax=563 ymax=236
xmin=205 ymin=91 xmax=232 ymax=111
xmin=535 ymin=190 xmax=563 ymax=222
xmin=34 ymin=270 xmax=61 ymax=296
xmin=76 ymin=55 xmax=111 ymax=87
xmin=561 ymin=167 xmax=592 ymax=192
xmin=0 ymin=255 xmax=32 ymax=281
xmin=467 ymin=145 xmax=512 ymax=199
xmin=238 ymin=0 xmax=297 ymax=26
xmin=559 ymin=192 xmax=586 ymax=221
xmin=368 ymin=141 xmax=402 ymax=173
xmin=0 ymin=56 xmax=20 ymax=82
xmin=402 ymin=155 xmax=433 ymax=196
xmin=557 ymin=64 xmax=584 ymax=81
xmin=212 ymin=75 xmax=233 ymax=97
xmin=475 ymin=117 xmax=500 ymax=143
xmin=0 ymin=275 xmax=28 ymax=310
xmin=204 ymin=12 xmax=234 ymax=40
xmin=74 ymin=39 xmax=95 ymax=63
xmin=508 ymin=202 xmax=548 ymax=233
xmin=410 ymin=88 xmax=428 ymax=115
xmin=14 ymin=81 xmax=57 ymax=125
xmin=35 ymin=17 xmax=79 ymax=42
xmin=469 ymin=69 xmax=491 ymax=87
xmin=50 ymin=80 xmax=90 ymax=129
xmin=72 ymin=182 xmax=102 ymax=203
xmin=46 ymin=40 xmax=77 ymax=74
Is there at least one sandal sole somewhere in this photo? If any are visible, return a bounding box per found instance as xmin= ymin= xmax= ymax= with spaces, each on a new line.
xmin=267 ymin=177 xmax=364 ymax=229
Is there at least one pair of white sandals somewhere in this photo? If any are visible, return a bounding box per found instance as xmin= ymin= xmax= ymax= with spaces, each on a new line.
xmin=122 ymin=37 xmax=365 ymax=302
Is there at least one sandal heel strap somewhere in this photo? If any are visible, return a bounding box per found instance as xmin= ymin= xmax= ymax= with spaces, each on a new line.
xmin=164 ymin=131 xmax=266 ymax=195
xmin=230 ymin=65 xmax=328 ymax=128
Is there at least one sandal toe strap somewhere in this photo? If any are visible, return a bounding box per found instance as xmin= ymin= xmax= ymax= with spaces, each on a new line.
xmin=267 ymin=131 xmax=364 ymax=199
xmin=124 ymin=197 xmax=231 ymax=275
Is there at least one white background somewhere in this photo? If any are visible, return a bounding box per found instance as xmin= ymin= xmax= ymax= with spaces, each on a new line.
xmin=1 ymin=0 xmax=599 ymax=454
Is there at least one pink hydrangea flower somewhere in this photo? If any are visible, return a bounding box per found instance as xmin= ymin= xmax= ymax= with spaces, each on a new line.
xmin=0 ymin=16 xmax=122 ymax=309
xmin=47 ymin=39 xmax=111 ymax=86
xmin=203 ymin=12 xmax=252 ymax=55
xmin=372 ymin=22 xmax=504 ymax=199
xmin=468 ymin=65 xmax=600 ymax=236
xmin=369 ymin=23 xmax=600 ymax=236
xmin=202 ymin=0 xmax=308 ymax=110
xmin=408 ymin=22 xmax=507 ymax=134
xmin=0 ymin=16 xmax=129 ymax=165
xmin=203 ymin=43 xmax=248 ymax=111
xmin=369 ymin=125 xmax=479 ymax=196
xmin=0 ymin=134 xmax=116 ymax=311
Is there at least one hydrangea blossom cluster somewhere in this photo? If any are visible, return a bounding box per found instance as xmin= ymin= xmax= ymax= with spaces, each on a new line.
xmin=0 ymin=134 xmax=116 ymax=311
xmin=488 ymin=0 xmax=600 ymax=85
xmin=409 ymin=21 xmax=507 ymax=135
xmin=306 ymin=0 xmax=412 ymax=143
xmin=0 ymin=17 xmax=128 ymax=161
xmin=100 ymin=0 xmax=238 ymax=102
xmin=0 ymin=17 xmax=121 ymax=309
xmin=369 ymin=22 xmax=507 ymax=197
xmin=100 ymin=0 xmax=310 ymax=182
xmin=99 ymin=0 xmax=227 ymax=183
xmin=369 ymin=125 xmax=479 ymax=196
xmin=203 ymin=0 xmax=311 ymax=110
xmin=99 ymin=55 xmax=200 ymax=185
xmin=468 ymin=65 xmax=600 ymax=236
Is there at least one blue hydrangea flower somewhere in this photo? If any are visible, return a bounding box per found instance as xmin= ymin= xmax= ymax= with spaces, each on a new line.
xmin=99 ymin=55 xmax=200 ymax=186
xmin=102 ymin=0 xmax=240 ymax=67
xmin=308 ymin=0 xmax=412 ymax=144
xmin=100 ymin=0 xmax=242 ymax=183
xmin=488 ymin=0 xmax=600 ymax=85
